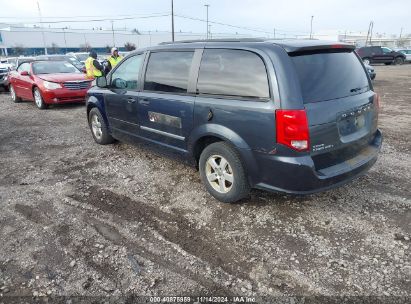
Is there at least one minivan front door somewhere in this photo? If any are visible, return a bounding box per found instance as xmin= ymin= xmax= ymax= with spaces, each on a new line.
xmin=138 ymin=50 xmax=198 ymax=151
xmin=104 ymin=53 xmax=145 ymax=136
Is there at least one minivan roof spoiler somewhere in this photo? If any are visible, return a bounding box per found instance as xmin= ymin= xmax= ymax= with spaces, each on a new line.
xmin=269 ymin=39 xmax=356 ymax=53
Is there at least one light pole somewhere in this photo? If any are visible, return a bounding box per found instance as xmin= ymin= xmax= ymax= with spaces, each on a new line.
xmin=37 ymin=1 xmax=47 ymax=54
xmin=204 ymin=4 xmax=210 ymax=39
xmin=62 ymin=27 xmax=67 ymax=53
xmin=171 ymin=0 xmax=175 ymax=42
xmin=111 ymin=20 xmax=115 ymax=47
xmin=310 ymin=15 xmax=314 ymax=39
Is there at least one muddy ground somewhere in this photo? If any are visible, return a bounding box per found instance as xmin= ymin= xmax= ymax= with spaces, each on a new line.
xmin=0 ymin=65 xmax=410 ymax=302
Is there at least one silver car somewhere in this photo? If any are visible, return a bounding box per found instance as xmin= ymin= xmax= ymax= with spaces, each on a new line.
xmin=398 ymin=50 xmax=411 ymax=62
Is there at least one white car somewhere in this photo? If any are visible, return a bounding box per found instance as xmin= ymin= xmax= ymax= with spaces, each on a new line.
xmin=0 ymin=62 xmax=12 ymax=90
xmin=66 ymin=52 xmax=89 ymax=64
xmin=398 ymin=50 xmax=411 ymax=62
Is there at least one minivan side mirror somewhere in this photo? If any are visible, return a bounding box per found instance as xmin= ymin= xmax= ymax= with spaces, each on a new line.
xmin=96 ymin=76 xmax=107 ymax=88
xmin=20 ymin=71 xmax=29 ymax=76
xmin=112 ymin=78 xmax=127 ymax=89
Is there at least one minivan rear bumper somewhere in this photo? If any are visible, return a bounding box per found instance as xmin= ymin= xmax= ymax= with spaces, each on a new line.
xmin=253 ymin=129 xmax=382 ymax=195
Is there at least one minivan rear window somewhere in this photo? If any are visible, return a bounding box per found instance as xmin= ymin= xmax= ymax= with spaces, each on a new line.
xmin=291 ymin=51 xmax=369 ymax=103
xmin=197 ymin=49 xmax=269 ymax=99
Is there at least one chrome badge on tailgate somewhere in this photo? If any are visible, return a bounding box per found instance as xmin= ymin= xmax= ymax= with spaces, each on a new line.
xmin=337 ymin=103 xmax=372 ymax=137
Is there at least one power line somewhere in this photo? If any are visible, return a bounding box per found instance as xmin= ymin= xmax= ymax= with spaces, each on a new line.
xmin=174 ymin=13 xmax=310 ymax=35
xmin=0 ymin=12 xmax=170 ymax=20
xmin=2 ymin=13 xmax=170 ymax=24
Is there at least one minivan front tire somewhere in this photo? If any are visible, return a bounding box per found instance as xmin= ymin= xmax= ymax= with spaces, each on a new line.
xmin=88 ymin=108 xmax=114 ymax=145
xmin=199 ymin=142 xmax=250 ymax=203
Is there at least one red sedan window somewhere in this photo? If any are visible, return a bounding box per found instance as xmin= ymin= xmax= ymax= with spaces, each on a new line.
xmin=32 ymin=61 xmax=80 ymax=75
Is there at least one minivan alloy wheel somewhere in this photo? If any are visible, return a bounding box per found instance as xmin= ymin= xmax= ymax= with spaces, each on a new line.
xmin=88 ymin=107 xmax=114 ymax=145
xmin=91 ymin=113 xmax=103 ymax=140
xmin=205 ymin=155 xmax=234 ymax=193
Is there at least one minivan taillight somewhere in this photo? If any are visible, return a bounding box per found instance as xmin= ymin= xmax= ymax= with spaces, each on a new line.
xmin=373 ymin=93 xmax=380 ymax=111
xmin=276 ymin=109 xmax=310 ymax=152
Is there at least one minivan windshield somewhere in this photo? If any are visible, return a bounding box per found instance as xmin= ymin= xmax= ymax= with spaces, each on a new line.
xmin=291 ymin=51 xmax=369 ymax=103
xmin=32 ymin=61 xmax=80 ymax=74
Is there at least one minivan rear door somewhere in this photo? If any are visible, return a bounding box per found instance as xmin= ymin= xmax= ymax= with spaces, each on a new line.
xmin=138 ymin=50 xmax=199 ymax=151
xmin=289 ymin=49 xmax=379 ymax=171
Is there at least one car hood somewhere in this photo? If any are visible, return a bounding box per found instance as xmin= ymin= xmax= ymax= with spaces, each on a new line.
xmin=37 ymin=73 xmax=89 ymax=83
xmin=0 ymin=63 xmax=12 ymax=69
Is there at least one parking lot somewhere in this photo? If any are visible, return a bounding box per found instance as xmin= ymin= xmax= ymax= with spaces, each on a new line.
xmin=0 ymin=65 xmax=410 ymax=299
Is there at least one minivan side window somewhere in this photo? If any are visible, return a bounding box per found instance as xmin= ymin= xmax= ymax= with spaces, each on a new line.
xmin=111 ymin=54 xmax=144 ymax=90
xmin=197 ymin=49 xmax=270 ymax=99
xmin=144 ymin=51 xmax=194 ymax=93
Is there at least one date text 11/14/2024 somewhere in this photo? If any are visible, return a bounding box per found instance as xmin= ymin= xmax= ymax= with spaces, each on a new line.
xmin=149 ymin=296 xmax=256 ymax=303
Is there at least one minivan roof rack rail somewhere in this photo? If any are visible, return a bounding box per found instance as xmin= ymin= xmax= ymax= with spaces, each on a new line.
xmin=159 ymin=38 xmax=266 ymax=45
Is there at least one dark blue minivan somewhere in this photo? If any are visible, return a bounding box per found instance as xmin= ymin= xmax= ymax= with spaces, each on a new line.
xmin=86 ymin=39 xmax=382 ymax=203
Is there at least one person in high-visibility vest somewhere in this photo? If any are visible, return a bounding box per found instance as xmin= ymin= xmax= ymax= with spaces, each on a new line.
xmin=85 ymin=51 xmax=104 ymax=79
xmin=105 ymin=47 xmax=123 ymax=74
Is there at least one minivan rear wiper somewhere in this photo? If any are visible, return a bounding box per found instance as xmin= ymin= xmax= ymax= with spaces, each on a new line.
xmin=350 ymin=85 xmax=368 ymax=93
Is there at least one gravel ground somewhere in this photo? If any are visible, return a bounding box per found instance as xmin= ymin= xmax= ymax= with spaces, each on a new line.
xmin=0 ymin=65 xmax=410 ymax=302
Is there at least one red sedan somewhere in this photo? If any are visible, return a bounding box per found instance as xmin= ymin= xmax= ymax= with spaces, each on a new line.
xmin=9 ymin=60 xmax=92 ymax=109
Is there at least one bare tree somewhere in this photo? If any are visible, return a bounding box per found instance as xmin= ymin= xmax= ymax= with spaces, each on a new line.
xmin=50 ymin=42 xmax=60 ymax=54
xmin=124 ymin=42 xmax=136 ymax=51
xmin=79 ymin=43 xmax=92 ymax=52
xmin=397 ymin=38 xmax=408 ymax=48
xmin=13 ymin=44 xmax=25 ymax=56
xmin=131 ymin=28 xmax=141 ymax=35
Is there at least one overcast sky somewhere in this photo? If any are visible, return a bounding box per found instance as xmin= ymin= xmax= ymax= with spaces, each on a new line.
xmin=1 ymin=0 xmax=410 ymax=37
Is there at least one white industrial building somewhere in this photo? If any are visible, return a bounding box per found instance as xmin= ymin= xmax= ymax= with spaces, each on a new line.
xmin=0 ymin=24 xmax=250 ymax=56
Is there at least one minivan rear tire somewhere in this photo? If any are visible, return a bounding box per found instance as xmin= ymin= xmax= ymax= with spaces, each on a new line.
xmin=199 ymin=142 xmax=250 ymax=203
xmin=88 ymin=108 xmax=114 ymax=145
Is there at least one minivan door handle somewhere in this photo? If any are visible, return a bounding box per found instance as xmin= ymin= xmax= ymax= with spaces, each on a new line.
xmin=139 ymin=99 xmax=150 ymax=106
xmin=127 ymin=97 xmax=136 ymax=103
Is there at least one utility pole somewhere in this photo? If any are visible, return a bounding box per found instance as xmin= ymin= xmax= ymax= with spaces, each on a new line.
xmin=273 ymin=28 xmax=276 ymax=39
xmin=62 ymin=27 xmax=67 ymax=53
xmin=398 ymin=27 xmax=403 ymax=47
xmin=369 ymin=21 xmax=374 ymax=46
xmin=111 ymin=21 xmax=115 ymax=47
xmin=365 ymin=21 xmax=373 ymax=46
xmin=83 ymin=33 xmax=88 ymax=51
xmin=309 ymin=15 xmax=314 ymax=39
xmin=204 ymin=4 xmax=210 ymax=39
xmin=37 ymin=1 xmax=47 ymax=55
xmin=171 ymin=0 xmax=175 ymax=42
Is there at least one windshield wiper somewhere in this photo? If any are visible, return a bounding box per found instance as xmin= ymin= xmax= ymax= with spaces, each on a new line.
xmin=350 ymin=85 xmax=368 ymax=93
